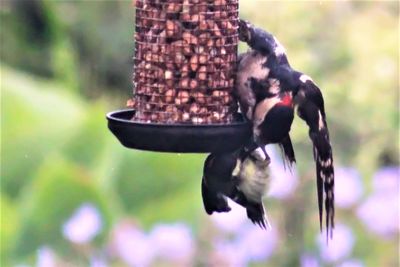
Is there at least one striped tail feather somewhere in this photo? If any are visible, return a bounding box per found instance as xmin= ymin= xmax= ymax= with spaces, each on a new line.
xmin=313 ymin=133 xmax=335 ymax=240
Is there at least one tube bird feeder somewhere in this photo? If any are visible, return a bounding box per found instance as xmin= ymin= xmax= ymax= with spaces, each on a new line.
xmin=107 ymin=0 xmax=251 ymax=153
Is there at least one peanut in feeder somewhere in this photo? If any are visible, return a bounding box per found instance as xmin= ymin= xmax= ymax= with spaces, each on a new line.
xmin=107 ymin=0 xmax=251 ymax=153
xmin=131 ymin=0 xmax=239 ymax=124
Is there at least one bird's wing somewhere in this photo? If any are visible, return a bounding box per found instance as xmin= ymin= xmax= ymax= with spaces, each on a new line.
xmin=201 ymin=177 xmax=230 ymax=214
xmin=294 ymin=80 xmax=335 ymax=239
xmin=201 ymin=154 xmax=231 ymax=214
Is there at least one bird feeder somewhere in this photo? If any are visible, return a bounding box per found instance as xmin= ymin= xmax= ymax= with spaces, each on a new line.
xmin=107 ymin=0 xmax=251 ymax=153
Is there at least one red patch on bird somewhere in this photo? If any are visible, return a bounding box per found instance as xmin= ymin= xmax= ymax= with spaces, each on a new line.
xmin=278 ymin=93 xmax=293 ymax=107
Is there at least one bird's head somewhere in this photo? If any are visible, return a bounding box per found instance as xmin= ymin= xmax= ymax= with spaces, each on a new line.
xmin=238 ymin=19 xmax=252 ymax=43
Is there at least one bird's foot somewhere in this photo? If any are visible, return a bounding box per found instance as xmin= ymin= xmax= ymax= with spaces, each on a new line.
xmin=254 ymin=137 xmax=270 ymax=163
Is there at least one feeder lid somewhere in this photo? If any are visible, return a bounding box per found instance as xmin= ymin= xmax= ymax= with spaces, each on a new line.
xmin=107 ymin=110 xmax=251 ymax=153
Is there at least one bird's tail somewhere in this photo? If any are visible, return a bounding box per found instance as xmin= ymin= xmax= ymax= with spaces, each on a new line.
xmin=230 ymin=189 xmax=271 ymax=230
xmin=313 ymin=132 xmax=335 ymax=240
xmin=246 ymin=202 xmax=271 ymax=230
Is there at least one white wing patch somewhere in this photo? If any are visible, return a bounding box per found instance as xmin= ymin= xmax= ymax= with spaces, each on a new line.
xmin=318 ymin=110 xmax=325 ymax=131
xmin=273 ymin=36 xmax=286 ymax=57
xmin=320 ymin=158 xmax=332 ymax=167
xmin=299 ymin=74 xmax=313 ymax=83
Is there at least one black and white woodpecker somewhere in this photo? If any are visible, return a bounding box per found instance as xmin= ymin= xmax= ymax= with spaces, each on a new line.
xmin=201 ymin=146 xmax=271 ymax=229
xmin=235 ymin=20 xmax=335 ymax=238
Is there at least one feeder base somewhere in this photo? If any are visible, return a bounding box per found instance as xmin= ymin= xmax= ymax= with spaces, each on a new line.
xmin=107 ymin=110 xmax=252 ymax=153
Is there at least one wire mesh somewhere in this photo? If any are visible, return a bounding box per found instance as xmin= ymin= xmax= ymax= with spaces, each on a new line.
xmin=131 ymin=0 xmax=239 ymax=124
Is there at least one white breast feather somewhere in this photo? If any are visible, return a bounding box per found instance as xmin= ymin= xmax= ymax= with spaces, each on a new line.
xmin=237 ymin=157 xmax=270 ymax=203
xmin=318 ymin=110 xmax=324 ymax=130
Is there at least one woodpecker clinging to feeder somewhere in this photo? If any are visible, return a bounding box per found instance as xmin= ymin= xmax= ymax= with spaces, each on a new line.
xmin=236 ymin=20 xmax=335 ymax=238
xmin=236 ymin=28 xmax=296 ymax=168
xmin=201 ymin=146 xmax=271 ymax=229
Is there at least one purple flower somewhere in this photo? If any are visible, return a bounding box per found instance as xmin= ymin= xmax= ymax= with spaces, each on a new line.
xmin=266 ymin=146 xmax=299 ymax=200
xmin=356 ymin=191 xmax=399 ymax=238
xmin=149 ymin=223 xmax=195 ymax=264
xmin=62 ymin=203 xmax=102 ymax=244
xmin=337 ymin=259 xmax=365 ymax=267
xmin=335 ymin=167 xmax=363 ymax=208
xmin=36 ymin=246 xmax=56 ymax=267
xmin=111 ymin=221 xmax=154 ymax=267
xmin=211 ymin=240 xmax=248 ymax=267
xmin=300 ymin=254 xmax=320 ymax=267
xmin=211 ymin=199 xmax=247 ymax=233
xmin=372 ymin=166 xmax=399 ymax=194
xmin=90 ymin=257 xmax=108 ymax=267
xmin=235 ymin=224 xmax=278 ymax=262
xmin=317 ymin=224 xmax=355 ymax=263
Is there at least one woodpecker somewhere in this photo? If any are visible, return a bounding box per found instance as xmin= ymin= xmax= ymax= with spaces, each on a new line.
xmin=201 ymin=146 xmax=271 ymax=229
xmin=236 ymin=49 xmax=296 ymax=169
xmin=236 ymin=19 xmax=335 ymax=238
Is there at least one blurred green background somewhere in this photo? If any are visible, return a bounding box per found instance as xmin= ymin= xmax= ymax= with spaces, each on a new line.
xmin=1 ymin=1 xmax=399 ymax=267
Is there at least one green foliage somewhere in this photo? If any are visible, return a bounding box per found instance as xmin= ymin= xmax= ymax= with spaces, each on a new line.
xmin=62 ymin=103 xmax=110 ymax=170
xmin=1 ymin=65 xmax=84 ymax=198
xmin=113 ymin=152 xmax=204 ymax=226
xmin=0 ymin=195 xmax=19 ymax=266
xmin=15 ymin=155 xmax=111 ymax=258
xmin=114 ymin=152 xmax=202 ymax=211
xmin=0 ymin=1 xmax=59 ymax=77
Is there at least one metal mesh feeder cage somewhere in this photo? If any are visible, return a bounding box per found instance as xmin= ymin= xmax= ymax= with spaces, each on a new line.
xmin=107 ymin=0 xmax=251 ymax=153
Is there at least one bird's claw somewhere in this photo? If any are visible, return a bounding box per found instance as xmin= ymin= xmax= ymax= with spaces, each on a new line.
xmin=253 ymin=136 xmax=270 ymax=163
xmin=260 ymin=146 xmax=270 ymax=163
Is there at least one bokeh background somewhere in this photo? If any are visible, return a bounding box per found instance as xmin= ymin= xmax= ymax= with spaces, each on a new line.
xmin=1 ymin=1 xmax=399 ymax=266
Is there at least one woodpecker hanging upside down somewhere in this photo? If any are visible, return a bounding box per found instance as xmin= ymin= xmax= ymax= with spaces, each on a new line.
xmin=201 ymin=146 xmax=271 ymax=229
xmin=235 ymin=20 xmax=335 ymax=238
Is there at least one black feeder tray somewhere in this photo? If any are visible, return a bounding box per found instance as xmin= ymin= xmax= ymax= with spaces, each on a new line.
xmin=107 ymin=110 xmax=251 ymax=153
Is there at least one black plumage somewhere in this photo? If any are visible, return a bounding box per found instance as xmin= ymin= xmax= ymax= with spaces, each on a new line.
xmin=236 ymin=19 xmax=335 ymax=238
xmin=201 ymin=147 xmax=271 ymax=229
